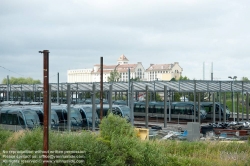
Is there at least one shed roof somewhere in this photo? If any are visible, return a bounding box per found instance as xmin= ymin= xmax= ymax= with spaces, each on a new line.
xmin=1 ymin=80 xmax=249 ymax=93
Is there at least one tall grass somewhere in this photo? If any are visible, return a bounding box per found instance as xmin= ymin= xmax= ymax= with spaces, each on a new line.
xmin=0 ymin=128 xmax=12 ymax=150
xmin=0 ymin=115 xmax=250 ymax=166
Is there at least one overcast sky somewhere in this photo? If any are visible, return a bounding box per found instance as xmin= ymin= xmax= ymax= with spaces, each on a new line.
xmin=1 ymin=0 xmax=250 ymax=83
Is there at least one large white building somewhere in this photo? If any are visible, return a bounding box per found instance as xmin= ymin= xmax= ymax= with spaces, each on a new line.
xmin=67 ymin=55 xmax=182 ymax=83
xmin=145 ymin=62 xmax=183 ymax=81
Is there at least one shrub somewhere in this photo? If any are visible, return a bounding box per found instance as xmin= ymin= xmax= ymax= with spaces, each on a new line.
xmin=99 ymin=113 xmax=137 ymax=141
xmin=98 ymin=113 xmax=179 ymax=165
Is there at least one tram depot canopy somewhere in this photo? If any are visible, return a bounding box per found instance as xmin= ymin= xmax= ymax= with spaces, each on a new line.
xmin=1 ymin=80 xmax=250 ymax=93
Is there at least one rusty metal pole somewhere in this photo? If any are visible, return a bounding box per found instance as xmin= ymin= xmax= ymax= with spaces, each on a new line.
xmin=100 ymin=57 xmax=103 ymax=120
xmin=40 ymin=50 xmax=49 ymax=166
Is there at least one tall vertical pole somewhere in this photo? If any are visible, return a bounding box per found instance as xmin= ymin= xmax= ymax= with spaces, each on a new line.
xmin=168 ymin=88 xmax=171 ymax=122
xmin=57 ymin=72 xmax=59 ymax=104
xmin=213 ymin=93 xmax=215 ymax=123
xmin=203 ymin=62 xmax=205 ymax=80
xmin=100 ymin=57 xmax=103 ymax=120
xmin=164 ymin=86 xmax=167 ymax=128
xmin=76 ymin=83 xmax=78 ymax=104
xmin=61 ymin=84 xmax=63 ymax=104
xmin=7 ymin=75 xmax=9 ymax=101
xmin=246 ymin=92 xmax=249 ymax=121
xmin=219 ymin=82 xmax=221 ymax=122
xmin=242 ymin=82 xmax=244 ymax=120
xmin=211 ymin=62 xmax=213 ymax=81
xmin=193 ymin=80 xmax=196 ymax=122
xmin=49 ymin=85 xmax=51 ymax=130
xmin=145 ymin=85 xmax=149 ymax=128
xmin=128 ymin=68 xmax=130 ymax=108
xmin=230 ymin=81 xmax=234 ymax=121
xmin=40 ymin=50 xmax=49 ymax=166
xmin=126 ymin=90 xmax=129 ymax=106
xmin=21 ymin=84 xmax=23 ymax=101
xmin=33 ymin=84 xmax=35 ymax=102
xmin=236 ymin=93 xmax=239 ymax=123
xmin=223 ymin=93 xmax=227 ymax=122
xmin=233 ymin=80 xmax=235 ymax=122
xmin=154 ymin=81 xmax=155 ymax=101
xmin=109 ymin=85 xmax=113 ymax=115
xmin=92 ymin=83 xmax=96 ymax=131
xmin=130 ymin=84 xmax=134 ymax=126
xmin=10 ymin=84 xmax=12 ymax=101
xmin=67 ymin=84 xmax=71 ymax=131
xmin=198 ymin=93 xmax=200 ymax=123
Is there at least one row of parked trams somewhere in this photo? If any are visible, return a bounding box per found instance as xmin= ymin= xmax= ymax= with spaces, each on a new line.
xmin=0 ymin=100 xmax=230 ymax=131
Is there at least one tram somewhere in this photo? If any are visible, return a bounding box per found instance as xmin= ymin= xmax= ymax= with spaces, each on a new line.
xmin=133 ymin=101 xmax=207 ymax=120
xmin=0 ymin=106 xmax=40 ymax=131
xmin=200 ymin=102 xmax=230 ymax=120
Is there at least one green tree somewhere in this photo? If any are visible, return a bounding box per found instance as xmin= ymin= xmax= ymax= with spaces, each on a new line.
xmin=1 ymin=77 xmax=41 ymax=101
xmin=108 ymin=70 xmax=120 ymax=82
xmin=170 ymin=77 xmax=176 ymax=81
xmin=155 ymin=93 xmax=162 ymax=101
xmin=179 ymin=75 xmax=189 ymax=80
xmin=130 ymin=77 xmax=141 ymax=82
xmin=2 ymin=77 xmax=41 ymax=84
xmin=242 ymin=77 xmax=249 ymax=82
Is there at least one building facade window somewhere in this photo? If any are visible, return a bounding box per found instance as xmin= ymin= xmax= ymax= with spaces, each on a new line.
xmin=137 ymin=68 xmax=142 ymax=78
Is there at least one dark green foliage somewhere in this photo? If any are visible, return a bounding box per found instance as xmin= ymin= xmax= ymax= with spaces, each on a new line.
xmin=2 ymin=77 xmax=41 ymax=84
xmin=178 ymin=76 xmax=189 ymax=81
xmin=99 ymin=113 xmax=137 ymax=141
xmin=155 ymin=93 xmax=162 ymax=102
xmin=108 ymin=70 xmax=120 ymax=82
xmin=130 ymin=77 xmax=141 ymax=82
xmin=242 ymin=77 xmax=249 ymax=82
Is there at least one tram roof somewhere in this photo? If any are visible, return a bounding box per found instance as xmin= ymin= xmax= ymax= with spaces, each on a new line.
xmin=1 ymin=80 xmax=250 ymax=93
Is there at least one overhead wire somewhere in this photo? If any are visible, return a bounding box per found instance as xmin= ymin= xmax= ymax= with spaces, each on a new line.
xmin=0 ymin=65 xmax=57 ymax=79
xmin=0 ymin=65 xmax=25 ymax=77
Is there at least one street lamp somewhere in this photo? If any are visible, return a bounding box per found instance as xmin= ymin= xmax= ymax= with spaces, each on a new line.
xmin=228 ymin=76 xmax=237 ymax=122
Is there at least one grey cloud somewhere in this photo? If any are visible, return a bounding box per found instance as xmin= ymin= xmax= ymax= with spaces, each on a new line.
xmin=1 ymin=0 xmax=250 ymax=83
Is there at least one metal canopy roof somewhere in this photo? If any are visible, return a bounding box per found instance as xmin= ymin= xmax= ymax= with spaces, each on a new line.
xmin=0 ymin=80 xmax=250 ymax=93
